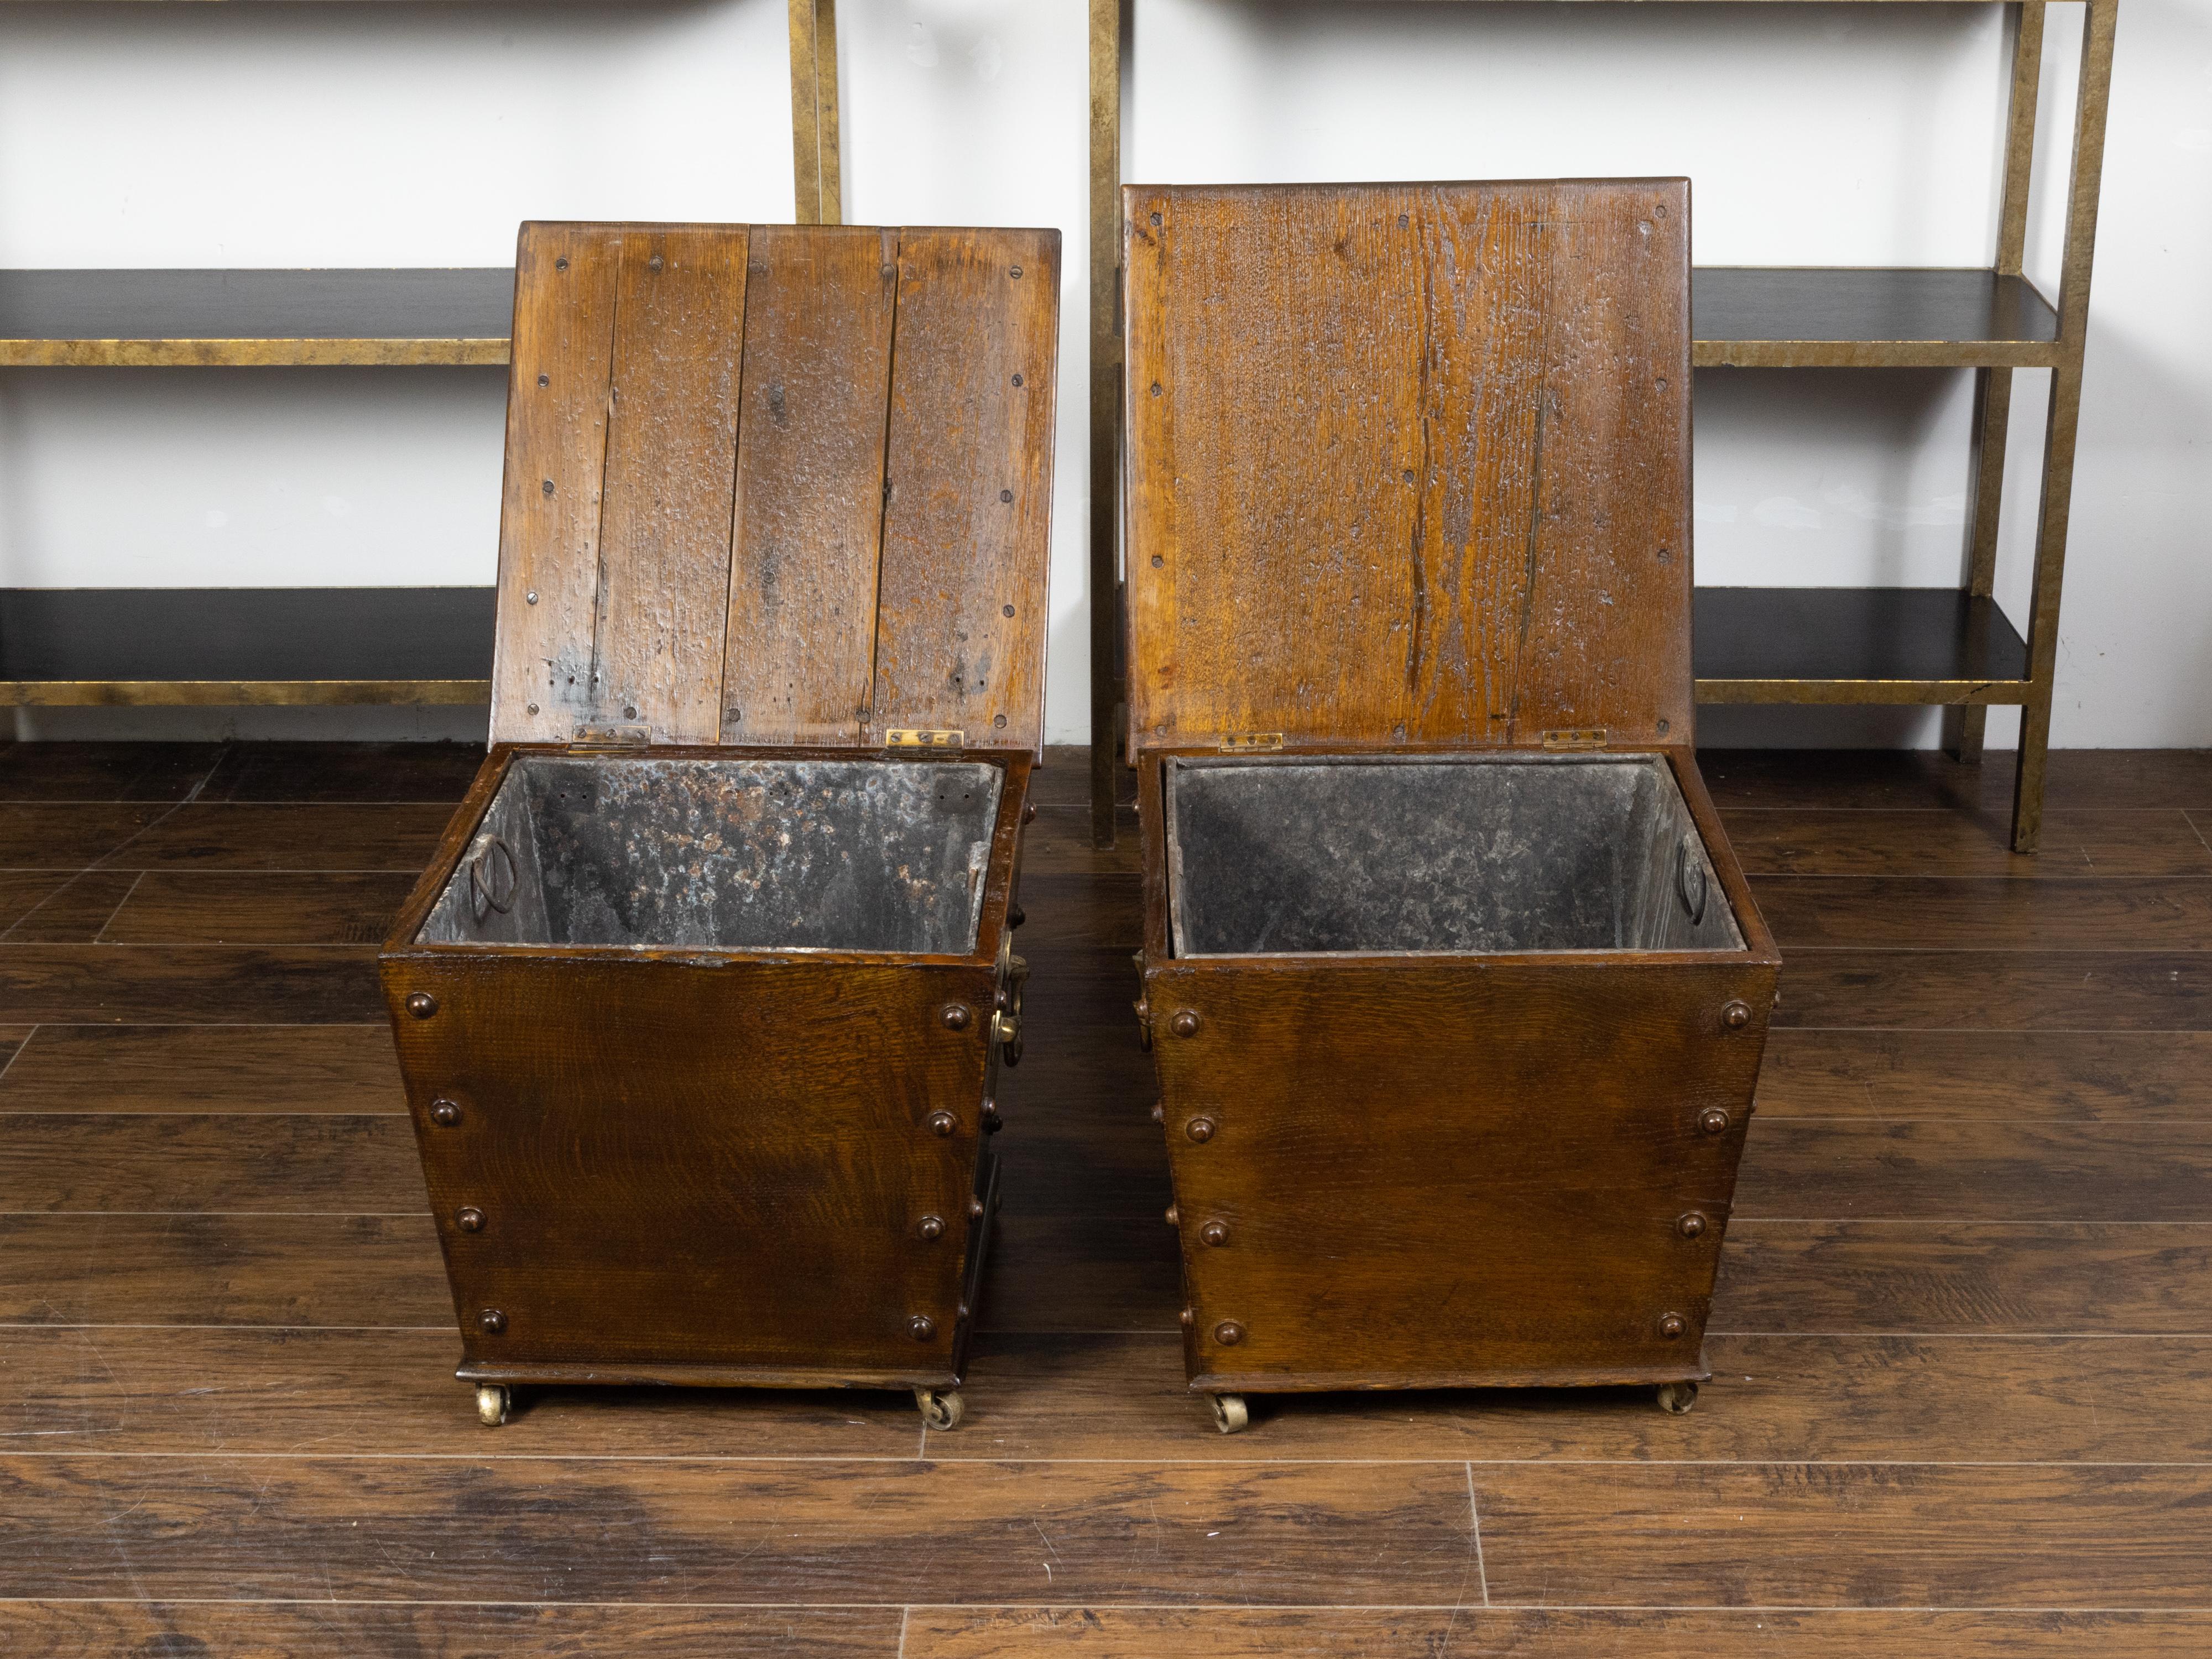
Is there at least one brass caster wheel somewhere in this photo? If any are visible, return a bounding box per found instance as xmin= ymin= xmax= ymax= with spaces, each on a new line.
xmin=1656 ymin=1381 xmax=1699 ymax=1416
xmin=474 ymin=1384 xmax=512 ymax=1427
xmin=915 ymin=1387 xmax=964 ymax=1431
xmin=1209 ymin=1393 xmax=1250 ymax=1434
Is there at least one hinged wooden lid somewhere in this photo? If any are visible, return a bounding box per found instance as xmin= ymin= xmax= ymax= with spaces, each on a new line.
xmin=490 ymin=221 xmax=1060 ymax=754
xmin=1122 ymin=180 xmax=1691 ymax=752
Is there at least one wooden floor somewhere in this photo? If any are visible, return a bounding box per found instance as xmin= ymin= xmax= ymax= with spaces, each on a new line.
xmin=3 ymin=740 xmax=2210 ymax=1655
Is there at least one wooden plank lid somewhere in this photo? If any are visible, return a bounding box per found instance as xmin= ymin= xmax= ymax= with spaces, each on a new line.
xmin=1122 ymin=180 xmax=1691 ymax=753
xmin=490 ymin=221 xmax=1061 ymax=753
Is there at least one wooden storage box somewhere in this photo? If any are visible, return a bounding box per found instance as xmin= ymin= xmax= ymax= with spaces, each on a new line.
xmin=1121 ymin=180 xmax=1781 ymax=1431
xmin=380 ymin=221 xmax=1058 ymax=1429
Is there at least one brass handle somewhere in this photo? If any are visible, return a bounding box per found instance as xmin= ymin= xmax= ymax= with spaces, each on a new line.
xmin=993 ymin=953 xmax=1027 ymax=1067
xmin=1674 ymin=835 xmax=1708 ymax=926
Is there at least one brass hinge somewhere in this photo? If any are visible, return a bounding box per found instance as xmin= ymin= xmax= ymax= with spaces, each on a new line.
xmin=1219 ymin=732 xmax=1284 ymax=753
xmin=887 ymin=728 xmax=964 ymax=750
xmin=1541 ymin=728 xmax=1609 ymax=752
xmin=567 ymin=724 xmax=649 ymax=750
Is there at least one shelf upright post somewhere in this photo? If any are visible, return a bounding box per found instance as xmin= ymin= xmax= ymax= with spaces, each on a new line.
xmin=1946 ymin=0 xmax=2046 ymax=767
xmin=789 ymin=0 xmax=843 ymax=226
xmin=1090 ymin=0 xmax=1127 ymax=847
xmin=2011 ymin=0 xmax=2115 ymax=852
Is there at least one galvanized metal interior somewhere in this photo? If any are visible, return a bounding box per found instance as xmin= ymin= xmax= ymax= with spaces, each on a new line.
xmin=1166 ymin=753 xmax=1744 ymax=958
xmin=418 ymin=754 xmax=1003 ymax=954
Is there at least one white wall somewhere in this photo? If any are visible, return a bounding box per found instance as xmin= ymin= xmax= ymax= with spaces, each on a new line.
xmin=1 ymin=0 xmax=2206 ymax=747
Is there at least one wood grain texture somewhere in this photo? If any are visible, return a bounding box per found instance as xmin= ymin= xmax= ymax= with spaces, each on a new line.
xmin=194 ymin=741 xmax=486 ymax=804
xmin=0 ymin=1115 xmax=424 ymax=1212
xmin=1473 ymin=1463 xmax=2212 ymax=1608
xmin=91 ymin=804 xmax=453 ymax=872
xmin=489 ymin=224 xmax=623 ymax=745
xmin=1715 ymin=1222 xmax=2212 ymax=1333
xmin=98 ymin=871 xmax=417 ymax=945
xmin=0 ymin=1327 xmax=930 ymax=1457
xmin=590 ymin=227 xmax=749 ymax=745
xmin=0 ymin=1457 xmax=1484 ymax=1604
xmin=723 ymin=225 xmax=898 ymax=745
xmin=871 ymin=228 xmax=1061 ymax=752
xmin=0 ymin=871 xmax=73 ymax=931
xmin=907 ymin=1609 xmax=2212 ymax=1659
xmin=1777 ymin=950 xmax=2212 ymax=1030
xmin=0 ymin=802 xmax=165 ymax=868
xmin=486 ymin=220 xmax=1060 ymax=755
xmin=0 ymin=741 xmax=221 ymax=804
xmin=0 ymin=946 xmax=379 ymax=1024
xmin=1754 ymin=875 xmax=2212 ymax=949
xmin=1123 ymin=180 xmax=1691 ymax=750
xmin=0 ymin=1025 xmax=401 ymax=1114
xmin=1723 ymin=808 xmax=2212 ymax=877
xmin=0 ymin=1213 xmax=447 ymax=1325
xmin=0 ymin=1604 xmax=901 ymax=1659
xmin=0 ymin=869 xmax=137 ymax=941
xmin=1735 ymin=1120 xmax=2212 ymax=1220
xmin=1759 ymin=1029 xmax=2212 ymax=1119
xmin=932 ymin=1331 xmax=2212 ymax=1464
xmin=1702 ymin=747 xmax=2212 ymax=814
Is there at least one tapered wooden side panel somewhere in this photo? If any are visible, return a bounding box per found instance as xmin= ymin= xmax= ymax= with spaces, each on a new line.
xmin=872 ymin=229 xmax=1061 ymax=753
xmin=1123 ymin=180 xmax=1691 ymax=750
xmin=379 ymin=948 xmax=996 ymax=1378
xmin=589 ymin=228 xmax=750 ymax=745
xmin=722 ymin=225 xmax=900 ymax=745
xmin=1144 ymin=950 xmax=1775 ymax=1387
xmin=489 ymin=225 xmax=623 ymax=744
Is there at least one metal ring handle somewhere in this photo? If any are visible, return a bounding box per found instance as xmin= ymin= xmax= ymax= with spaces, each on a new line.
xmin=469 ymin=835 xmax=517 ymax=923
xmin=1675 ymin=836 xmax=1708 ymax=927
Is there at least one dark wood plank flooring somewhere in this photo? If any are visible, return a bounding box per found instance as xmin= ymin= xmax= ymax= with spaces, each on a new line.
xmin=1 ymin=740 xmax=2206 ymax=1655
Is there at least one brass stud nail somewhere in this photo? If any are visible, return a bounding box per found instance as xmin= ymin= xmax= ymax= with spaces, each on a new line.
xmin=1723 ymin=1000 xmax=1752 ymax=1029
xmin=909 ymin=1314 xmax=936 ymax=1340
xmin=1678 ymin=1211 xmax=1708 ymax=1239
xmin=554 ymin=257 xmax=568 ymax=270
xmin=1000 ymin=489 xmax=1013 ymax=503
xmin=541 ymin=478 xmax=555 ymax=495
xmin=1151 ymin=554 xmax=1164 ymax=567
xmin=1149 ymin=1102 xmax=1165 ymax=1124
xmin=1213 ymin=1321 xmax=1245 ymax=1346
xmin=623 ymin=705 xmax=638 ymax=720
xmin=1150 ymin=211 xmax=1161 ymax=226
xmin=1170 ymin=1009 xmax=1201 ymax=1039
xmin=1009 ymin=902 xmax=1026 ymax=926
xmin=980 ymin=1099 xmax=1003 ymax=1134
xmin=1656 ymin=718 xmax=1671 ymax=735
xmin=969 ymin=1196 xmax=985 ymax=1219
xmin=1022 ymin=802 xmax=1037 ymax=825
xmin=477 ymin=1308 xmax=507 ymax=1334
xmin=537 ymin=372 xmax=549 ymax=387
xmin=525 ymin=591 xmax=539 ymax=605
xmin=943 ymin=1004 xmax=973 ymax=1031
xmin=917 ymin=1214 xmax=946 ymax=1241
xmin=1009 ymin=265 xmax=1022 ymax=279
xmin=1200 ymin=1220 xmax=1229 ymax=1247
xmin=405 ymin=992 xmax=438 ymax=1020
xmin=648 ymin=253 xmax=663 ymax=272
xmin=926 ymin=1111 xmax=958 ymax=1138
xmin=1186 ymin=1116 xmax=1217 ymax=1143
xmin=1150 ymin=382 xmax=1162 ymax=397
xmin=958 ymin=1302 xmax=971 ymax=1320
xmin=1001 ymin=604 xmax=1015 ymax=617
xmin=430 ymin=1099 xmax=461 ymax=1127
xmin=1698 ymin=1107 xmax=1731 ymax=1136
xmin=456 ymin=1206 xmax=485 ymax=1233
xmin=1180 ymin=1307 xmax=1194 ymax=1328
xmin=1165 ymin=1204 xmax=1180 ymax=1227
xmin=526 ymin=703 xmax=539 ymax=715
xmin=1657 ymin=1312 xmax=1687 ymax=1339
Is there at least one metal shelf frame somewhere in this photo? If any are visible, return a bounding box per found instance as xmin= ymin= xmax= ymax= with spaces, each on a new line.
xmin=0 ymin=1 xmax=849 ymax=709
xmin=1086 ymin=0 xmax=2117 ymax=853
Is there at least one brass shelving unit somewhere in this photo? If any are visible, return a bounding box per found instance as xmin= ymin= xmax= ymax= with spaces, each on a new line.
xmin=0 ymin=2 xmax=848 ymax=712
xmin=1086 ymin=0 xmax=2116 ymax=853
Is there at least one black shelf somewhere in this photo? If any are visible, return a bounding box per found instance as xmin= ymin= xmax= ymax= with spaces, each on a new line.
xmin=1693 ymin=268 xmax=2060 ymax=368
xmin=1694 ymin=586 xmax=2031 ymax=705
xmin=0 ymin=587 xmax=494 ymax=705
